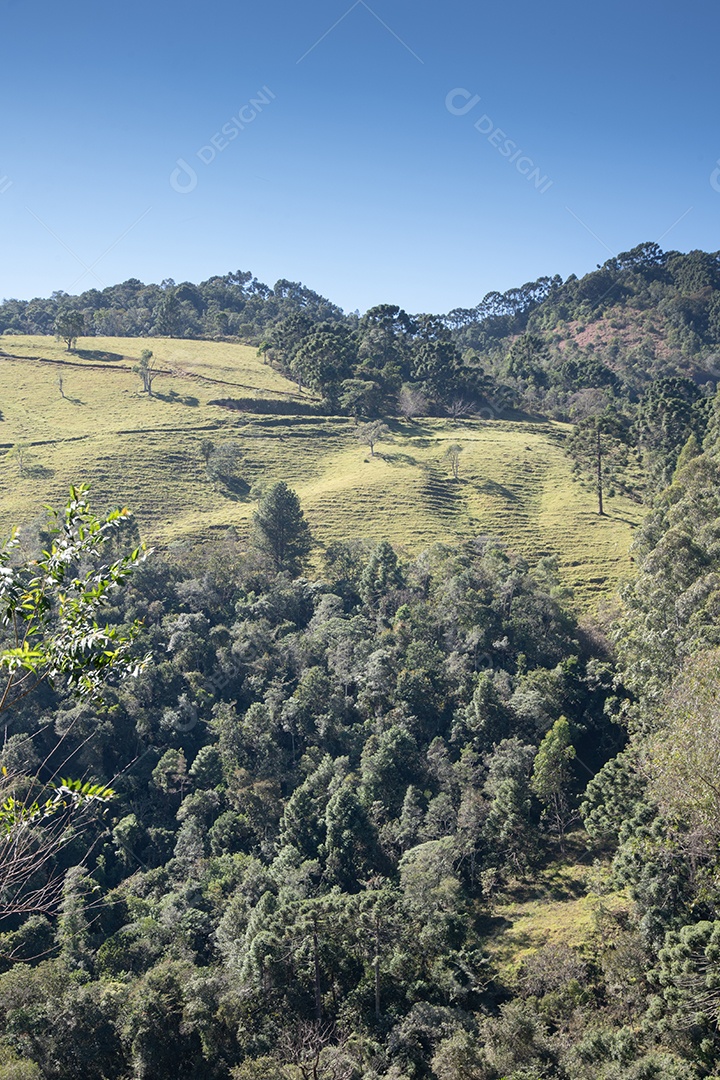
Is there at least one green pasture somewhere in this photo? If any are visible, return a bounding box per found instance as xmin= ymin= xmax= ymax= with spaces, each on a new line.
xmin=0 ymin=335 xmax=643 ymax=606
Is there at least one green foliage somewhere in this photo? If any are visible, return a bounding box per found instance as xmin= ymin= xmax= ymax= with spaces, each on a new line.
xmin=3 ymin=402 xmax=720 ymax=1076
xmin=580 ymin=750 xmax=644 ymax=844
xmin=252 ymin=481 xmax=312 ymax=574
xmin=0 ymin=483 xmax=147 ymax=701
xmin=656 ymin=920 xmax=720 ymax=1029
xmin=645 ymin=650 xmax=720 ymax=844
xmin=0 ymin=778 xmax=115 ymax=835
xmin=133 ymin=347 xmax=159 ymax=395
xmin=355 ymin=420 xmax=390 ymax=457
xmin=531 ymin=717 xmax=576 ymax=845
xmin=54 ymin=310 xmax=85 ymax=351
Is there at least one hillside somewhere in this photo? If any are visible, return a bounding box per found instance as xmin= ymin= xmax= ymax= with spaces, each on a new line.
xmin=0 ymin=334 xmax=642 ymax=606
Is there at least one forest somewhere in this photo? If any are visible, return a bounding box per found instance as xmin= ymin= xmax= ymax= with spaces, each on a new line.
xmin=1 ymin=246 xmax=720 ymax=1077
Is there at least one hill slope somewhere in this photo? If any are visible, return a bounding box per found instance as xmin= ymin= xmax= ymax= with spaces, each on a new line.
xmin=0 ymin=334 xmax=642 ymax=606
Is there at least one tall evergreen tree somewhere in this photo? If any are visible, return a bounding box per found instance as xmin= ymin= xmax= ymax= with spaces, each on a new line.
xmin=252 ymin=481 xmax=312 ymax=575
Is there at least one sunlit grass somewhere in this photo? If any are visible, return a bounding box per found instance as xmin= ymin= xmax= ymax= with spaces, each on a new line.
xmin=0 ymin=336 xmax=644 ymax=607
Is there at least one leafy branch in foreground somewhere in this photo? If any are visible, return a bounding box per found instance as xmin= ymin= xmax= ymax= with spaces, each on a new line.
xmin=0 ymin=483 xmax=148 ymax=712
xmin=0 ymin=485 xmax=149 ymax=921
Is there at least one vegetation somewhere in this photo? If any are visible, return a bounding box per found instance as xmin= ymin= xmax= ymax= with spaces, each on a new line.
xmin=133 ymin=348 xmax=159 ymax=395
xmin=0 ymin=486 xmax=146 ymax=922
xmin=2 ymin=246 xmax=720 ymax=1075
xmin=0 ymin=334 xmax=642 ymax=607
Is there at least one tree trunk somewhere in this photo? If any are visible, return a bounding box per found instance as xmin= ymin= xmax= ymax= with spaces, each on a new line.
xmin=313 ymin=915 xmax=322 ymax=1020
xmin=374 ymin=918 xmax=381 ymax=1020
xmin=596 ymin=427 xmax=604 ymax=516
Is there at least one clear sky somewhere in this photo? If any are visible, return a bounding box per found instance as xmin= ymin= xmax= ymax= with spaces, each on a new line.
xmin=1 ymin=0 xmax=718 ymax=314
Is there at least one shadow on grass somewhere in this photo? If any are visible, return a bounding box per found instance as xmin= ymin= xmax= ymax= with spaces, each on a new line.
xmin=475 ymin=912 xmax=513 ymax=938
xmin=505 ymin=875 xmax=586 ymax=903
xmin=75 ymin=349 xmax=125 ymax=362
xmin=63 ymin=396 xmax=85 ymax=406
xmin=603 ymin=510 xmax=641 ymax=526
xmin=215 ymin=476 xmax=251 ymax=500
xmin=377 ymin=451 xmax=418 ymax=466
xmin=25 ymin=464 xmax=54 ymax=479
xmin=155 ymin=390 xmax=200 ymax=407
xmin=387 ymin=419 xmax=437 ymax=438
xmin=475 ymin=478 xmax=520 ymax=502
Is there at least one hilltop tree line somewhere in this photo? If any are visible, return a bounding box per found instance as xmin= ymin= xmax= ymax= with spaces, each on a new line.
xmin=5 ymin=390 xmax=720 ymax=1075
xmin=0 ymin=273 xmax=344 ymax=343
xmin=5 ymin=244 xmax=720 ymax=508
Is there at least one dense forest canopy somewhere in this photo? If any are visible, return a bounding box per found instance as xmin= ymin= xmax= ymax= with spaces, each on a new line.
xmin=1 ymin=425 xmax=720 ymax=1077
xmin=3 ymin=248 xmax=720 ymax=1077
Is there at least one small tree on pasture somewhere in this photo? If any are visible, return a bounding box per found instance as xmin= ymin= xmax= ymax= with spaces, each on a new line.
xmin=134 ymin=349 xmax=159 ymax=396
xmin=444 ymin=443 xmax=463 ymax=480
xmin=356 ymin=421 xmax=390 ymax=458
xmin=54 ymin=311 xmax=85 ymax=352
xmin=200 ymin=439 xmax=215 ymax=470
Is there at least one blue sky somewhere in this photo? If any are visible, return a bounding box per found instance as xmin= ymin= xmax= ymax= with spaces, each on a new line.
xmin=1 ymin=0 xmax=718 ymax=314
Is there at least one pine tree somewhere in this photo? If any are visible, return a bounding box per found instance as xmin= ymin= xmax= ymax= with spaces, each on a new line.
xmin=252 ymin=481 xmax=312 ymax=574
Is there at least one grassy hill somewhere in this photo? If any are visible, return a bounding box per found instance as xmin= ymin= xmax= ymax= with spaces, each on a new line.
xmin=0 ymin=334 xmax=643 ymax=607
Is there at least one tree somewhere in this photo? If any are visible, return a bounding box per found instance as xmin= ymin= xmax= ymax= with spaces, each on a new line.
xmin=447 ymin=398 xmax=474 ymax=421
xmin=356 ymin=421 xmax=390 ymax=457
xmin=398 ymin=384 xmax=428 ymax=421
xmin=531 ymin=717 xmax=576 ymax=850
xmin=278 ymin=1022 xmax=355 ymax=1080
xmin=636 ymin=377 xmax=706 ymax=491
xmin=263 ymin=312 xmax=315 ymax=375
xmin=656 ymin=920 xmax=720 ymax=1028
xmin=354 ymin=883 xmax=403 ymax=1020
xmin=252 ymin=481 xmax=312 ymax=574
xmin=484 ymin=738 xmax=539 ymax=875
xmin=0 ymin=485 xmax=147 ymax=919
xmin=8 ymin=443 xmax=29 ymax=478
xmin=339 ymin=379 xmax=382 ymax=420
xmin=291 ymin=324 xmax=356 ymax=408
xmin=505 ymin=333 xmax=549 ymax=386
xmin=567 ymin=408 xmax=632 ymax=515
xmin=359 ymin=540 xmax=403 ymax=607
xmin=410 ymin=315 xmax=462 ymax=403
xmin=54 ymin=311 xmax=85 ymax=352
xmin=200 ymin=439 xmax=215 ymax=468
xmin=645 ymin=649 xmax=720 ymax=846
xmin=134 ymin=349 xmax=159 ymax=396
xmin=324 ymin=782 xmax=377 ymax=891
xmin=444 ymin=443 xmax=463 ymax=481
xmin=206 ymin=442 xmax=241 ymax=482
xmin=154 ymin=289 xmax=183 ymax=336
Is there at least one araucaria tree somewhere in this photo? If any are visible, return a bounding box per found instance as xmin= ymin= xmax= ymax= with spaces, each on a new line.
xmin=252 ymin=480 xmax=312 ymax=574
xmin=567 ymin=408 xmax=631 ymax=515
